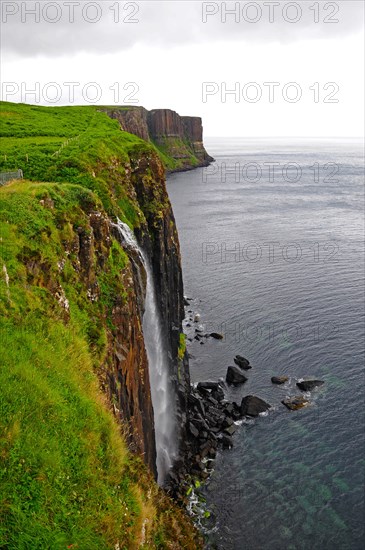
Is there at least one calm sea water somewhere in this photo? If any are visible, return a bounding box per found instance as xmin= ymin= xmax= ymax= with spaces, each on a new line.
xmin=167 ymin=138 xmax=364 ymax=550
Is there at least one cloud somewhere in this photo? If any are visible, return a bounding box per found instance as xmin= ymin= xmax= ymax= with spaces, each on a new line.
xmin=1 ymin=0 xmax=363 ymax=58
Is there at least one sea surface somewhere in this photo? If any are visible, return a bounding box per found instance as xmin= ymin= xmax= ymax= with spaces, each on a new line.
xmin=166 ymin=138 xmax=365 ymax=550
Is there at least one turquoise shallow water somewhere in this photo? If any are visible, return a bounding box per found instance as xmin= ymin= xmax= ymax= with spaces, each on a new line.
xmin=167 ymin=138 xmax=364 ymax=550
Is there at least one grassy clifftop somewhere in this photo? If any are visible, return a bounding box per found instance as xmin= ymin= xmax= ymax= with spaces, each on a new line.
xmin=0 ymin=102 xmax=158 ymax=226
xmin=0 ymin=103 xmax=202 ymax=548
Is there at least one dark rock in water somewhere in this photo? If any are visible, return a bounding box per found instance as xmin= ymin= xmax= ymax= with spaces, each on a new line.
xmin=222 ymin=416 xmax=234 ymax=429
xmin=224 ymin=424 xmax=237 ymax=436
xmin=296 ymin=380 xmax=324 ymax=392
xmin=219 ymin=434 xmax=233 ymax=449
xmin=184 ymin=298 xmax=190 ymax=306
xmin=241 ymin=395 xmax=271 ymax=417
xmin=225 ymin=368 xmax=245 ymax=387
xmin=234 ymin=355 xmax=252 ymax=370
xmin=224 ymin=403 xmax=235 ymax=416
xmin=271 ymin=376 xmax=289 ymax=385
xmin=226 ymin=366 xmax=248 ymax=385
xmin=197 ymin=381 xmax=219 ymax=391
xmin=196 ymin=386 xmax=211 ymax=397
xmin=282 ymin=396 xmax=310 ymax=410
xmin=211 ymin=386 xmax=225 ymax=402
xmin=200 ymin=341 xmax=204 ymax=345
xmin=186 ymin=323 xmax=191 ymax=327
xmin=188 ymin=422 xmax=199 ymax=438
xmin=231 ymin=402 xmax=243 ymax=420
xmin=210 ymin=332 xmax=224 ymax=340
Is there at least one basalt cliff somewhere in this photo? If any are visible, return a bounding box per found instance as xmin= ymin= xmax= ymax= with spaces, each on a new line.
xmin=0 ymin=101 xmax=205 ymax=548
xmin=103 ymin=106 xmax=214 ymax=172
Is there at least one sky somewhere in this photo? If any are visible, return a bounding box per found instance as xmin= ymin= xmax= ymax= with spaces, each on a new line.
xmin=1 ymin=0 xmax=364 ymax=137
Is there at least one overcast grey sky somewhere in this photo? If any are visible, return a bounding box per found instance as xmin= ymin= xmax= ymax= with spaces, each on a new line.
xmin=1 ymin=1 xmax=364 ymax=136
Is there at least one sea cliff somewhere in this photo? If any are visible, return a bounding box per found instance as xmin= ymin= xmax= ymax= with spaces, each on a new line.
xmin=0 ymin=101 xmax=203 ymax=548
xmin=103 ymin=106 xmax=214 ymax=172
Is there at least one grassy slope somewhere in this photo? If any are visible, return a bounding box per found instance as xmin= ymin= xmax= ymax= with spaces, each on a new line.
xmin=0 ymin=102 xmax=155 ymax=226
xmin=0 ymin=103 xmax=202 ymax=549
xmin=150 ymin=138 xmax=199 ymax=172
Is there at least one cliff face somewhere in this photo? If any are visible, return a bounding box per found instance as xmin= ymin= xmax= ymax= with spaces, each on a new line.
xmin=148 ymin=109 xmax=184 ymax=139
xmin=100 ymin=150 xmax=190 ymax=474
xmin=182 ymin=116 xmax=209 ymax=160
xmin=76 ymin=159 xmax=190 ymax=478
xmin=107 ymin=107 xmax=150 ymax=142
xmin=78 ymin=147 xmax=191 ymax=480
xmin=0 ymin=102 xmax=204 ymax=547
xmin=103 ymin=106 xmax=213 ymax=172
xmin=0 ymin=103 xmax=192 ymax=478
xmin=0 ymin=182 xmax=202 ymax=548
xmin=130 ymin=152 xmax=191 ymax=429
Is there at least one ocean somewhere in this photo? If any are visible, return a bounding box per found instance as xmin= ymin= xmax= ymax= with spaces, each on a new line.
xmin=167 ymin=138 xmax=365 ymax=550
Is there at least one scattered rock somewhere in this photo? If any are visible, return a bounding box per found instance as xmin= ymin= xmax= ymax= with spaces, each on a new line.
xmin=207 ymin=396 xmax=219 ymax=407
xmin=197 ymin=381 xmax=219 ymax=391
xmin=282 ymin=396 xmax=310 ymax=410
xmin=188 ymin=393 xmax=205 ymax=417
xmin=226 ymin=366 xmax=248 ymax=385
xmin=219 ymin=434 xmax=233 ymax=449
xmin=224 ymin=403 xmax=234 ymax=416
xmin=222 ymin=416 xmax=234 ymax=429
xmin=224 ymin=424 xmax=237 ymax=436
xmin=240 ymin=395 xmax=271 ymax=417
xmin=211 ymin=386 xmax=225 ymax=401
xmin=234 ymin=355 xmax=252 ymax=370
xmin=209 ymin=332 xmax=224 ymax=340
xmin=296 ymin=380 xmax=324 ymax=392
xmin=271 ymin=376 xmax=289 ymax=385
xmin=194 ymin=313 xmax=201 ymax=322
xmin=188 ymin=422 xmax=200 ymax=438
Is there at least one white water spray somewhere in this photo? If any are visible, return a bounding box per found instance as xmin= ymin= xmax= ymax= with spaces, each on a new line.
xmin=114 ymin=220 xmax=177 ymax=484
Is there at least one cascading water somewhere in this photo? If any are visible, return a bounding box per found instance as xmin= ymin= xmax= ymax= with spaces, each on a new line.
xmin=114 ymin=220 xmax=177 ymax=484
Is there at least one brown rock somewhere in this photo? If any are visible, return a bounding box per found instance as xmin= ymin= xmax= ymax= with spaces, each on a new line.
xmin=282 ymin=396 xmax=310 ymax=410
xmin=271 ymin=376 xmax=289 ymax=385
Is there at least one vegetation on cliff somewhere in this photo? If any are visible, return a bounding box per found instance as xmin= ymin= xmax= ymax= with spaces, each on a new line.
xmin=0 ymin=103 xmax=202 ymax=548
xmin=101 ymin=106 xmax=213 ymax=172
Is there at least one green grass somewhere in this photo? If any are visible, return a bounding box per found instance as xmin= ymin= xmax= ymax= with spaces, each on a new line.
xmin=0 ymin=181 xmax=138 ymax=548
xmin=0 ymin=103 xmax=203 ymax=549
xmin=0 ymin=102 xmax=154 ymax=227
xmin=178 ymin=333 xmax=186 ymax=361
xmin=151 ymin=137 xmax=200 ymax=172
xmin=0 ymin=317 xmax=139 ymax=549
xmin=0 ymin=180 xmax=201 ymax=549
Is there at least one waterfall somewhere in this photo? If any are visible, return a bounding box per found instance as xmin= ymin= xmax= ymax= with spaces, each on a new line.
xmin=114 ymin=220 xmax=177 ymax=484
